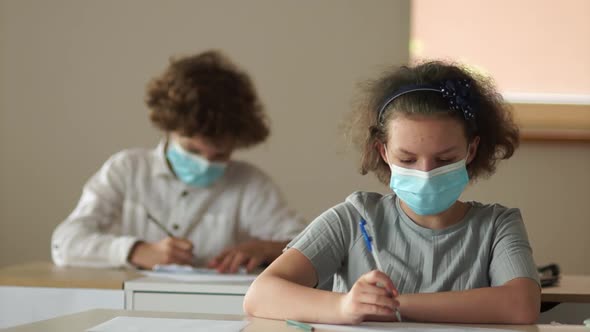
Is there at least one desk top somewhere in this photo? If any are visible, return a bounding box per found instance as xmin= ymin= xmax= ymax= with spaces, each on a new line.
xmin=2 ymin=309 xmax=587 ymax=332
xmin=541 ymin=275 xmax=590 ymax=303
xmin=1 ymin=262 xmax=589 ymax=303
xmin=0 ymin=262 xmax=142 ymax=290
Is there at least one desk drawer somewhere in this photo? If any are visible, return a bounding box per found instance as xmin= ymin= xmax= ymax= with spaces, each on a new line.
xmin=131 ymin=292 xmax=245 ymax=315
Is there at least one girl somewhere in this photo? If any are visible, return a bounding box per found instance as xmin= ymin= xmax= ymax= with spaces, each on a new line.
xmin=243 ymin=61 xmax=540 ymax=324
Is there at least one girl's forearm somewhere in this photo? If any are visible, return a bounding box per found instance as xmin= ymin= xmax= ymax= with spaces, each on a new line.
xmin=397 ymin=281 xmax=540 ymax=324
xmin=244 ymin=274 xmax=345 ymax=323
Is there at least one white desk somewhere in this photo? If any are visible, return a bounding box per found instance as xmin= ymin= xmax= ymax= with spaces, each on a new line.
xmin=0 ymin=262 xmax=254 ymax=328
xmin=124 ymin=276 xmax=252 ymax=314
xmin=3 ymin=262 xmax=590 ymax=327
xmin=2 ymin=309 xmax=588 ymax=332
xmin=123 ymin=274 xmax=590 ymax=319
xmin=0 ymin=262 xmax=142 ymax=329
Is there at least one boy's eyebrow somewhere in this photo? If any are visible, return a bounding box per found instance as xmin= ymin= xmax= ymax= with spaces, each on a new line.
xmin=183 ymin=145 xmax=202 ymax=154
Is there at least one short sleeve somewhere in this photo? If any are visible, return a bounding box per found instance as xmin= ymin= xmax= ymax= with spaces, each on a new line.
xmin=489 ymin=208 xmax=540 ymax=287
xmin=286 ymin=202 xmax=356 ymax=287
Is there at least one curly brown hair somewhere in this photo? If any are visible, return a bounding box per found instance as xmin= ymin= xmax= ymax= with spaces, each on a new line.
xmin=348 ymin=61 xmax=520 ymax=185
xmin=146 ymin=50 xmax=269 ymax=148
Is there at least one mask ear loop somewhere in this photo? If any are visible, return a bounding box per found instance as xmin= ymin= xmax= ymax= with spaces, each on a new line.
xmin=383 ymin=143 xmax=393 ymax=168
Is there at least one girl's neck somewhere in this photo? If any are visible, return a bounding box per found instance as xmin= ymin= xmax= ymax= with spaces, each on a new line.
xmin=400 ymin=200 xmax=470 ymax=230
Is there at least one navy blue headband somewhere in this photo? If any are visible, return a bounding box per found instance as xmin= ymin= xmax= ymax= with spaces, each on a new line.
xmin=377 ymin=79 xmax=476 ymax=128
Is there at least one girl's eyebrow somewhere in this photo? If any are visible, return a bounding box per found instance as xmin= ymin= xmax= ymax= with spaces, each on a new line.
xmin=397 ymin=146 xmax=458 ymax=155
xmin=397 ymin=148 xmax=416 ymax=156
xmin=435 ymin=146 xmax=460 ymax=155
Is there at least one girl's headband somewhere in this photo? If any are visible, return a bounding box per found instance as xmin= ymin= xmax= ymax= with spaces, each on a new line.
xmin=377 ymin=79 xmax=476 ymax=130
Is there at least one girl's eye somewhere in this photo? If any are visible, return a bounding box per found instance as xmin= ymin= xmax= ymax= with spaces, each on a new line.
xmin=437 ymin=158 xmax=454 ymax=164
xmin=399 ymin=159 xmax=415 ymax=164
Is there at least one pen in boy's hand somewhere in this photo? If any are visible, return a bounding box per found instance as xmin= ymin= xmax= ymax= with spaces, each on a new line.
xmin=147 ymin=212 xmax=175 ymax=238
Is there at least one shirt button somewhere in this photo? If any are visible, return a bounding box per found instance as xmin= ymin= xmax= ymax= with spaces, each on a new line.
xmin=181 ymin=190 xmax=189 ymax=197
xmin=172 ymin=224 xmax=180 ymax=231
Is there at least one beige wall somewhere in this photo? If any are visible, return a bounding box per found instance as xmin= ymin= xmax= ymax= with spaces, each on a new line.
xmin=1 ymin=0 xmax=589 ymax=276
xmin=463 ymin=143 xmax=590 ymax=274
xmin=0 ymin=0 xmax=410 ymax=266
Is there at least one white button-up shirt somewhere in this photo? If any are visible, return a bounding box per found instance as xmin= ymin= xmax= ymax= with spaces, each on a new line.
xmin=51 ymin=140 xmax=307 ymax=268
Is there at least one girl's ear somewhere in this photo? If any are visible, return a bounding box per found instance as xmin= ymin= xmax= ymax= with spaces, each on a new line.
xmin=466 ymin=136 xmax=480 ymax=165
xmin=377 ymin=141 xmax=389 ymax=164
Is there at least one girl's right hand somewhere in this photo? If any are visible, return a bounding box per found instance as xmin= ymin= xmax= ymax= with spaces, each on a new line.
xmin=337 ymin=270 xmax=400 ymax=324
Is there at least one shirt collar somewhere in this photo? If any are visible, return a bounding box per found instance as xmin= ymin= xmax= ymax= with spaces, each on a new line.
xmin=151 ymin=138 xmax=174 ymax=178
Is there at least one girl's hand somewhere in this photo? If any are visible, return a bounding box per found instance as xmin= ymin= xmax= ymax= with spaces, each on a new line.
xmin=337 ymin=270 xmax=400 ymax=324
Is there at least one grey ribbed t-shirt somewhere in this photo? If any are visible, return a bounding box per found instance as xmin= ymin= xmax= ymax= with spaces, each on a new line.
xmin=287 ymin=192 xmax=539 ymax=293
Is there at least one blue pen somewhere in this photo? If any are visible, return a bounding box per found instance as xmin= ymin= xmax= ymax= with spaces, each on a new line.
xmin=359 ymin=219 xmax=384 ymax=271
xmin=359 ymin=218 xmax=402 ymax=322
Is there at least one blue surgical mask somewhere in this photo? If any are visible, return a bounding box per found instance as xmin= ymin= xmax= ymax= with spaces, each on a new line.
xmin=386 ymin=152 xmax=469 ymax=216
xmin=166 ymin=140 xmax=227 ymax=187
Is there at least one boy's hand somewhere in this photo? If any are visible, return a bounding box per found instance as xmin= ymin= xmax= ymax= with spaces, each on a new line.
xmin=128 ymin=237 xmax=194 ymax=269
xmin=207 ymin=240 xmax=270 ymax=273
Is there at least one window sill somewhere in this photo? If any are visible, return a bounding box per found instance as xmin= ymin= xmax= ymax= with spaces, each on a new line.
xmin=511 ymin=103 xmax=590 ymax=142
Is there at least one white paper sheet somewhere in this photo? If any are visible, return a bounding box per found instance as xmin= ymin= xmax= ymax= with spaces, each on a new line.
xmin=140 ymin=264 xmax=258 ymax=282
xmin=87 ymin=316 xmax=249 ymax=332
xmin=152 ymin=264 xmax=248 ymax=274
xmin=311 ymin=323 xmax=518 ymax=332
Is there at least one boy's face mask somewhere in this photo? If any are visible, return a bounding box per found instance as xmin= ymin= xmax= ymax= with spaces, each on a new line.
xmin=385 ymin=147 xmax=470 ymax=216
xmin=166 ymin=139 xmax=227 ymax=188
